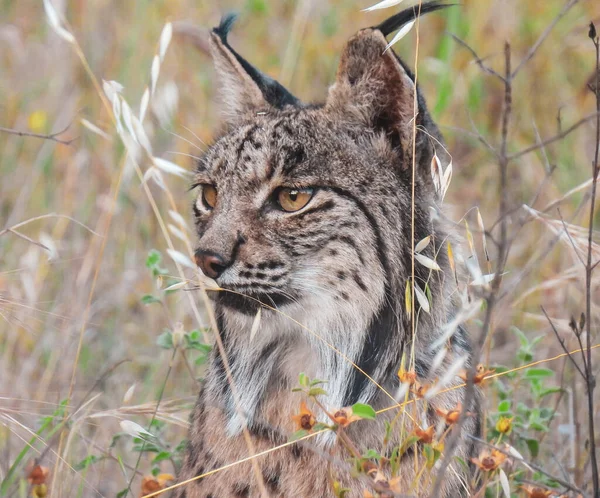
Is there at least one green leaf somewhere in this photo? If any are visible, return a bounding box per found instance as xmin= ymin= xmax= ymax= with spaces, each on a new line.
xmin=308 ymin=387 xmax=328 ymax=397
xmin=312 ymin=423 xmax=331 ymax=431
xmin=194 ymin=355 xmax=208 ymax=367
xmin=540 ymin=387 xmax=563 ymax=398
xmin=156 ymin=331 xmax=173 ymax=349
xmin=145 ymin=249 xmax=168 ymax=277
xmin=510 ymin=326 xmax=529 ymax=347
xmin=389 ymin=446 xmax=401 ymax=475
xmin=497 ymin=400 xmax=511 ymax=413
xmin=298 ymin=372 xmax=309 ymax=388
xmin=526 ymin=438 xmax=540 ymax=458
xmin=525 ymin=368 xmax=554 ymax=379
xmin=110 ymin=434 xmax=122 ymax=448
xmin=74 ymin=455 xmax=102 ymax=471
xmin=141 ymin=294 xmax=161 ymax=305
xmin=529 ymin=422 xmax=549 ymax=432
xmin=423 ymin=444 xmax=436 ymax=469
xmin=152 ymin=451 xmax=172 ymax=464
xmin=146 ymin=249 xmax=161 ymax=268
xmin=288 ymin=429 xmax=308 ymax=442
xmin=362 ymin=449 xmax=382 ymax=461
xmin=184 ymin=334 xmax=212 ymax=353
xmin=351 ymin=403 xmax=376 ymax=420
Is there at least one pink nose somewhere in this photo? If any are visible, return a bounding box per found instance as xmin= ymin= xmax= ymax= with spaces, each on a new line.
xmin=194 ymin=251 xmax=229 ymax=279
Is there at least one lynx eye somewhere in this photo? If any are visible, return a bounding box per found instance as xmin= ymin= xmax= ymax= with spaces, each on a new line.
xmin=276 ymin=187 xmax=314 ymax=212
xmin=201 ymin=184 xmax=218 ymax=209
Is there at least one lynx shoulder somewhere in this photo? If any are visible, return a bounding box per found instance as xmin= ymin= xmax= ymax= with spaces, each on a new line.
xmin=175 ymin=3 xmax=480 ymax=497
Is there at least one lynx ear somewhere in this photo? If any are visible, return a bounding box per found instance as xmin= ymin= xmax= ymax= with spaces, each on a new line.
xmin=210 ymin=15 xmax=300 ymax=122
xmin=326 ymin=28 xmax=417 ymax=154
xmin=326 ymin=2 xmax=451 ymax=161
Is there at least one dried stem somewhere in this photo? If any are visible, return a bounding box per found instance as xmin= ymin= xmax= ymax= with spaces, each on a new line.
xmin=509 ymin=111 xmax=600 ymax=161
xmin=541 ymin=306 xmax=586 ymax=378
xmin=432 ymin=41 xmax=513 ymax=497
xmin=584 ymin=22 xmax=600 ymax=498
xmin=0 ymin=123 xmax=75 ymax=146
xmin=511 ymin=0 xmax=580 ymax=77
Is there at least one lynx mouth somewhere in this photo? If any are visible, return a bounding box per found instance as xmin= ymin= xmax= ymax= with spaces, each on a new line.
xmin=215 ymin=287 xmax=294 ymax=314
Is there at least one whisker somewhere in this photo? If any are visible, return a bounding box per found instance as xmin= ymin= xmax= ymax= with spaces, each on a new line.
xmin=163 ymin=127 xmax=205 ymax=151
xmin=165 ymin=150 xmax=203 ymax=161
xmin=182 ymin=125 xmax=208 ymax=148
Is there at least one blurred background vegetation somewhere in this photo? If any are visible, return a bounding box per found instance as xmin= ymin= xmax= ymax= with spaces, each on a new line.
xmin=1 ymin=0 xmax=599 ymax=496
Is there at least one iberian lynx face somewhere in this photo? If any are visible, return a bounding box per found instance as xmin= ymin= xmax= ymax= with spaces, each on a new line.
xmin=193 ymin=9 xmax=444 ymax=320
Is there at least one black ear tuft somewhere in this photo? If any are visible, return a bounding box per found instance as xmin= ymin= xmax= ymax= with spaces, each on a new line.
xmin=213 ymin=13 xmax=238 ymax=42
xmin=375 ymin=1 xmax=454 ymax=37
xmin=211 ymin=14 xmax=300 ymax=110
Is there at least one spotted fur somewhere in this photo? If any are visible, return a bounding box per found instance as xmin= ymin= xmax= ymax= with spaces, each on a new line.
xmin=176 ymin=3 xmax=479 ymax=497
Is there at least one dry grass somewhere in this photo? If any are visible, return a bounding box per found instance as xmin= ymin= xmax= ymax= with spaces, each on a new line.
xmin=1 ymin=0 xmax=599 ymax=496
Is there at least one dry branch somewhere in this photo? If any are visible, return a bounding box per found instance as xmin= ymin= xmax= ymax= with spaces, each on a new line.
xmin=0 ymin=123 xmax=75 ymax=146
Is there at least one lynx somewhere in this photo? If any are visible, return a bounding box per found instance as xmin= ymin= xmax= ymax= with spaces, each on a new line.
xmin=175 ymin=3 xmax=479 ymax=497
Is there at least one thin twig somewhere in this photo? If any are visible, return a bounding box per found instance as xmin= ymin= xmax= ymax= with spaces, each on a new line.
xmin=541 ymin=306 xmax=586 ymax=378
xmin=0 ymin=213 xmax=101 ymax=237
xmin=584 ymin=22 xmax=600 ymax=498
xmin=432 ymin=42 xmax=513 ymax=497
xmin=509 ymin=111 xmax=600 ymax=161
xmin=449 ymin=34 xmax=506 ymax=82
xmin=557 ymin=207 xmax=587 ymax=267
xmin=0 ymin=123 xmax=75 ymax=146
xmin=511 ymin=0 xmax=580 ymax=78
xmin=1 ymin=229 xmax=50 ymax=252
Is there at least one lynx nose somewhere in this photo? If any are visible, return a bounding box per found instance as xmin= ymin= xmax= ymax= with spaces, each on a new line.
xmin=194 ymin=250 xmax=230 ymax=279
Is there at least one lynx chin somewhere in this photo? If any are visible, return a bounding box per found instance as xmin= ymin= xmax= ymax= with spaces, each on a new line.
xmin=175 ymin=2 xmax=480 ymax=497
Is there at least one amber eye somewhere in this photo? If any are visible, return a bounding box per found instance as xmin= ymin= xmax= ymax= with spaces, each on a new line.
xmin=276 ymin=187 xmax=314 ymax=212
xmin=201 ymin=184 xmax=217 ymax=209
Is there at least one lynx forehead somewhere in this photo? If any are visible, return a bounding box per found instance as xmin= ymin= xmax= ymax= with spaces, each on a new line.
xmin=176 ymin=3 xmax=479 ymax=497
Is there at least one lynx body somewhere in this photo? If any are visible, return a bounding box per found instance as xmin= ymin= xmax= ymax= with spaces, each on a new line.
xmin=175 ymin=4 xmax=479 ymax=497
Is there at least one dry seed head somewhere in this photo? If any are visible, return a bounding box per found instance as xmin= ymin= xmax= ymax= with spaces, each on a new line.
xmin=153 ymin=157 xmax=189 ymax=178
xmin=362 ymin=0 xmax=406 ymax=12
xmin=168 ymin=223 xmax=187 ymax=242
xmin=430 ymin=153 xmax=442 ymax=195
xmin=384 ymin=20 xmax=416 ymax=52
xmin=415 ymin=235 xmax=431 ymax=253
xmin=159 ymin=22 xmax=173 ymax=61
xmin=151 ymin=55 xmax=160 ymax=95
xmin=140 ymin=87 xmax=150 ymax=122
xmin=167 ymin=249 xmax=195 ymax=269
xmin=172 ymin=322 xmax=185 ymax=348
xmin=43 ymin=0 xmax=75 ymax=43
xmin=414 ymin=253 xmax=441 ymax=271
xmin=413 ymin=280 xmax=430 ymax=314
xmin=440 ymin=159 xmax=453 ymax=200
